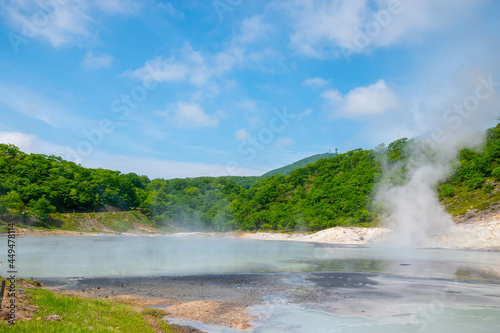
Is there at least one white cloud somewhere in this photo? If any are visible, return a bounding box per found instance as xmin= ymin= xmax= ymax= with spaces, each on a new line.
xmin=372 ymin=0 xmax=486 ymax=48
xmin=157 ymin=101 xmax=220 ymax=128
xmin=157 ymin=2 xmax=180 ymax=17
xmin=246 ymin=47 xmax=277 ymax=68
xmin=127 ymin=15 xmax=275 ymax=95
xmin=93 ymin=0 xmax=141 ymax=15
xmin=0 ymin=131 xmax=36 ymax=151
xmin=228 ymin=16 xmax=277 ymax=71
xmin=82 ymin=50 xmax=113 ymax=70
xmin=233 ymin=15 xmax=272 ymax=45
xmin=237 ymin=100 xmax=256 ymax=110
xmin=320 ymin=89 xmax=344 ymax=105
xmin=127 ymin=56 xmax=189 ymax=82
xmin=127 ymin=44 xmax=244 ymax=90
xmin=84 ymin=153 xmax=262 ymax=179
xmin=2 ymin=1 xmax=91 ymax=48
xmin=286 ymin=0 xmax=368 ymax=57
xmin=235 ymin=128 xmax=250 ymax=141
xmin=0 ymin=131 xmax=68 ymax=156
xmin=272 ymin=137 xmax=293 ymax=148
xmin=295 ymin=108 xmax=313 ymax=119
xmin=0 ymin=132 xmax=262 ymax=178
xmin=284 ymin=0 xmax=486 ymax=57
xmin=0 ymin=82 xmax=87 ymax=128
xmin=321 ymin=79 xmax=400 ymax=118
xmin=303 ymin=77 xmax=329 ymax=87
xmin=1 ymin=0 xmax=139 ymax=48
xmin=342 ymin=80 xmax=400 ymax=115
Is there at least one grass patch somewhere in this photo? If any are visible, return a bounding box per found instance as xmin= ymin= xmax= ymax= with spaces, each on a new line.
xmin=97 ymin=211 xmax=152 ymax=232
xmin=7 ymin=211 xmax=155 ymax=234
xmin=0 ymin=278 xmax=177 ymax=332
xmin=440 ymin=179 xmax=500 ymax=216
xmin=141 ymin=308 xmax=165 ymax=319
xmin=0 ymin=222 xmax=9 ymax=233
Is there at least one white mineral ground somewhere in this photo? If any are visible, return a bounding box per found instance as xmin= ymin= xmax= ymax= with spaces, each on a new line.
xmin=240 ymin=216 xmax=500 ymax=250
xmin=16 ymin=207 xmax=500 ymax=250
xmin=237 ymin=203 xmax=500 ymax=251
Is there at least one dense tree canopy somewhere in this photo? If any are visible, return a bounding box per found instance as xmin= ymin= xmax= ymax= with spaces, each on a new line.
xmin=232 ymin=149 xmax=380 ymax=231
xmin=1 ymin=121 xmax=499 ymax=230
xmin=0 ymin=145 xmax=148 ymax=221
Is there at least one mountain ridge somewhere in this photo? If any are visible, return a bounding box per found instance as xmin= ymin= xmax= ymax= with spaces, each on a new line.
xmin=261 ymin=152 xmax=338 ymax=178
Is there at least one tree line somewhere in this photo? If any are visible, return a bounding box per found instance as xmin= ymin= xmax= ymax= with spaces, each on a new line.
xmin=1 ymin=121 xmax=499 ymax=230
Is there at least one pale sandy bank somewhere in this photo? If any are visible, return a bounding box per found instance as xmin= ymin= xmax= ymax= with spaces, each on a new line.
xmin=240 ymin=218 xmax=500 ymax=250
xmin=239 ymin=227 xmax=390 ymax=245
xmin=10 ymin=213 xmax=500 ymax=250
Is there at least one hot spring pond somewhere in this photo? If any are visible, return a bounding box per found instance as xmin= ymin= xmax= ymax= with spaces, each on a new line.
xmin=2 ymin=235 xmax=500 ymax=332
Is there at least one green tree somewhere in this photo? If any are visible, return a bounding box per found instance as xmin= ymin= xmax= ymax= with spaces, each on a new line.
xmin=0 ymin=191 xmax=26 ymax=215
xmin=29 ymin=196 xmax=56 ymax=223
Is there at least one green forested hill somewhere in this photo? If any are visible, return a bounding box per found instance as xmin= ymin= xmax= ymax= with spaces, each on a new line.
xmin=0 ymin=146 xmax=243 ymax=230
xmin=261 ymin=152 xmax=337 ymax=178
xmin=233 ymin=149 xmax=379 ymax=230
xmin=0 ymin=144 xmax=148 ymax=216
xmin=438 ymin=123 xmax=500 ymax=215
xmin=1 ymin=121 xmax=499 ymax=232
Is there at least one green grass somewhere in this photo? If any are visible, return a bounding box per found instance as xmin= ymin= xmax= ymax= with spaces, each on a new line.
xmin=1 ymin=210 xmax=185 ymax=234
xmin=10 ymin=211 xmax=154 ymax=234
xmin=440 ymin=179 xmax=500 ymax=216
xmin=0 ymin=279 xmax=177 ymax=332
xmin=0 ymin=223 xmax=8 ymax=233
xmin=97 ymin=211 xmax=146 ymax=232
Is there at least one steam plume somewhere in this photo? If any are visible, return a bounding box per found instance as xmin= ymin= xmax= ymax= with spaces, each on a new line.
xmin=375 ymin=44 xmax=500 ymax=248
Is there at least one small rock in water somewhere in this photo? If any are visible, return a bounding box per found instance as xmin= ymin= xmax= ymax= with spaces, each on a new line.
xmin=399 ymin=264 xmax=411 ymax=266
xmin=359 ymin=236 xmax=364 ymax=240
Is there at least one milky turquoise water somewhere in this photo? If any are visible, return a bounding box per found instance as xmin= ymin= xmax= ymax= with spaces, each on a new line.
xmin=1 ymin=235 xmax=499 ymax=280
xmin=251 ymin=306 xmax=500 ymax=333
xmin=1 ymin=235 xmax=499 ymax=332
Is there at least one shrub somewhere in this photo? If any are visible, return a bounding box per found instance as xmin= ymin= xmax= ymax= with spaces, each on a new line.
xmin=439 ymin=184 xmax=455 ymax=199
xmin=483 ymin=183 xmax=495 ymax=195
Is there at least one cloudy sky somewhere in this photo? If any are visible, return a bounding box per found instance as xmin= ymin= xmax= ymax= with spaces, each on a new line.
xmin=0 ymin=0 xmax=499 ymax=178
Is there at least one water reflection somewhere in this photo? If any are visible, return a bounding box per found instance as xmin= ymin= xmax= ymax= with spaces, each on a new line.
xmin=0 ymin=236 xmax=499 ymax=282
xmin=309 ymin=244 xmax=500 ymax=282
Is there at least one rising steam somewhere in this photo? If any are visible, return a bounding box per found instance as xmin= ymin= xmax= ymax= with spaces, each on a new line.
xmin=375 ymin=45 xmax=500 ymax=248
xmin=376 ymin=145 xmax=458 ymax=248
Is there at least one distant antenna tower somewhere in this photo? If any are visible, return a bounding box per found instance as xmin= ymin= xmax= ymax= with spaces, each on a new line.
xmin=335 ymin=148 xmax=338 ymax=154
xmin=329 ymin=149 xmax=331 ymax=153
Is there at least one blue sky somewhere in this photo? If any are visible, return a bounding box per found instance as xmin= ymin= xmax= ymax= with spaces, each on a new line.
xmin=0 ymin=0 xmax=499 ymax=179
